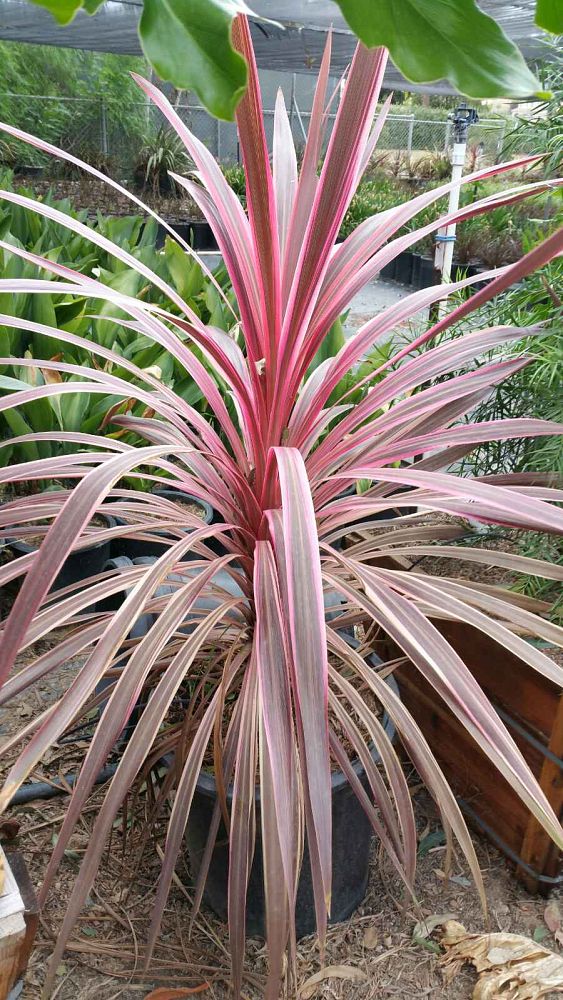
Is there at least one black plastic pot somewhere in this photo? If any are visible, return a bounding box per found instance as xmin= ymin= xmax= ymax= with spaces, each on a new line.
xmin=379 ymin=258 xmax=397 ymax=281
xmin=394 ymin=251 xmax=414 ymax=286
xmin=154 ymin=220 xmax=218 ymax=252
xmin=110 ymin=489 xmax=213 ymax=561
xmin=465 ymin=262 xmax=489 ymax=290
xmin=9 ymin=511 xmax=116 ymax=592
xmin=418 ymin=255 xmax=439 ymax=289
xmin=186 ymin=634 xmax=399 ymax=939
xmin=189 ymin=220 xmax=218 ymax=251
xmin=411 ymin=252 xmax=422 ymax=289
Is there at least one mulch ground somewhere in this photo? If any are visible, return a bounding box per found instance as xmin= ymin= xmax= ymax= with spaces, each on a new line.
xmin=1 ymin=516 xmax=561 ymax=999
xmin=2 ymin=780 xmax=560 ymax=999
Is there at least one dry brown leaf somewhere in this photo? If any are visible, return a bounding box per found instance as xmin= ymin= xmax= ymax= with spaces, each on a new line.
xmin=441 ymin=920 xmax=563 ymax=999
xmin=413 ymin=912 xmax=457 ymax=941
xmin=544 ymin=901 xmax=561 ymax=935
xmin=299 ymin=964 xmax=368 ymax=998
xmin=143 ymin=987 xmax=209 ymax=999
xmin=363 ymin=925 xmax=379 ymax=949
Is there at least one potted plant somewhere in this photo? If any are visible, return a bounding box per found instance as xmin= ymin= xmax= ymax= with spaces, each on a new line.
xmin=0 ymin=19 xmax=562 ymax=999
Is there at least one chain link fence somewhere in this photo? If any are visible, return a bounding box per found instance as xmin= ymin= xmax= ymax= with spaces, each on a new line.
xmin=0 ymin=91 xmax=513 ymax=178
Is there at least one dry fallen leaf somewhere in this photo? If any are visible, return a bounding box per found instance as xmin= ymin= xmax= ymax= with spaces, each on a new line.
xmin=441 ymin=920 xmax=563 ymax=999
xmin=413 ymin=912 xmax=457 ymax=941
xmin=544 ymin=901 xmax=561 ymax=935
xmin=299 ymin=964 xmax=368 ymax=998
xmin=363 ymin=925 xmax=379 ymax=949
xmin=143 ymin=987 xmax=209 ymax=999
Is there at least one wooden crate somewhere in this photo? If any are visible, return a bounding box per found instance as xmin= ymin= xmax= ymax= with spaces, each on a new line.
xmin=0 ymin=848 xmax=26 ymax=999
xmin=390 ymin=620 xmax=563 ymax=894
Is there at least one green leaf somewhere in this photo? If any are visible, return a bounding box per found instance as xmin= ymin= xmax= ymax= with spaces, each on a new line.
xmin=418 ymin=828 xmax=446 ymax=857
xmin=535 ymin=0 xmax=563 ymax=33
xmin=165 ymin=238 xmax=204 ymax=300
xmin=139 ymin=0 xmax=249 ymax=121
xmin=533 ymin=925 xmax=550 ymax=942
xmin=83 ymin=0 xmax=107 ymax=14
xmin=334 ymin=0 xmax=543 ymax=99
xmin=28 ymin=0 xmax=82 ymax=25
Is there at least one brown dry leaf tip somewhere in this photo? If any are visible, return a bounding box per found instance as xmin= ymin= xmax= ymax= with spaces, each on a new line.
xmin=440 ymin=920 xmax=563 ymax=999
xmin=299 ymin=964 xmax=368 ymax=999
xmin=413 ymin=912 xmax=458 ymax=942
xmin=362 ymin=925 xmax=379 ymax=949
xmin=543 ymin=900 xmax=561 ymax=936
xmin=142 ymin=985 xmax=210 ymax=998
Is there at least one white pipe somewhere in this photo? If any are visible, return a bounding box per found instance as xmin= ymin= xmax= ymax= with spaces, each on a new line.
xmin=434 ymin=139 xmax=467 ymax=315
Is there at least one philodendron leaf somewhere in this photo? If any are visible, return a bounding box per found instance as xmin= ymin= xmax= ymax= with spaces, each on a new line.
xmin=535 ymin=0 xmax=563 ymax=33
xmin=139 ymin=0 xmax=249 ymax=121
xmin=334 ymin=0 xmax=544 ymax=99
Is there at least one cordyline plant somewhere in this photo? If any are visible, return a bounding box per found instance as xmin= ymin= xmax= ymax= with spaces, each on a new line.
xmin=1 ymin=17 xmax=563 ymax=998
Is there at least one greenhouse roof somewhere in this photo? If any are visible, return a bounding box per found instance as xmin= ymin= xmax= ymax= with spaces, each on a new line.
xmin=0 ymin=0 xmax=551 ymax=95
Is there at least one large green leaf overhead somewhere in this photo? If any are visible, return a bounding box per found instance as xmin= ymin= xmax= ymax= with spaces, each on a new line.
xmin=535 ymin=0 xmax=563 ymax=33
xmin=139 ymin=0 xmax=249 ymax=120
xmin=336 ymin=0 xmax=544 ymax=99
xmin=23 ymin=0 xmax=554 ymax=116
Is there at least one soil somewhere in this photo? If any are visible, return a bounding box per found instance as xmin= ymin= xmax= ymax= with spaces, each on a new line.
xmin=19 ymin=513 xmax=110 ymax=548
xmin=2 ymin=759 xmax=561 ymax=1000
xmin=158 ymin=498 xmax=208 ymax=520
xmin=15 ymin=173 xmax=203 ymax=223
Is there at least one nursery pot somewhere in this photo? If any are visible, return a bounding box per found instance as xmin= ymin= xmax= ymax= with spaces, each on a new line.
xmin=410 ymin=252 xmax=422 ymax=289
xmin=418 ymin=255 xmax=439 ymax=289
xmin=185 ymin=635 xmax=399 ymax=939
xmin=189 ymin=220 xmax=218 ymax=251
xmin=379 ymin=258 xmax=397 ymax=282
xmin=394 ymin=251 xmax=414 ymax=286
xmin=109 ymin=489 xmax=213 ymax=561
xmin=9 ymin=510 xmax=115 ymax=592
xmin=96 ymin=558 xmax=350 ymax=744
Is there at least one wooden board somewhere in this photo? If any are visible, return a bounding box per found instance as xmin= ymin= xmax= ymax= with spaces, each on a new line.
xmin=0 ymin=848 xmax=25 ymax=1000
xmin=384 ymin=622 xmax=562 ymax=894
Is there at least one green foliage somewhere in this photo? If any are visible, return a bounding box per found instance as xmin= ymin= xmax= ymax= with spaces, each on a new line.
xmin=139 ymin=0 xmax=248 ymax=121
xmin=535 ymin=0 xmax=563 ymax=34
xmin=0 ymin=170 xmax=238 ymax=467
xmin=135 ymin=125 xmax=192 ymax=196
xmin=333 ymin=0 xmax=544 ymax=100
xmin=221 ymin=164 xmax=246 ymax=201
xmin=16 ymin=0 xmax=548 ymax=118
xmin=0 ymin=41 xmax=149 ymax=172
xmin=503 ymin=46 xmax=563 ymax=176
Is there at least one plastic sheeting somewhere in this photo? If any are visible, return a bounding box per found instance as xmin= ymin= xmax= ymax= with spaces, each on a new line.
xmin=0 ymin=0 xmax=550 ymax=95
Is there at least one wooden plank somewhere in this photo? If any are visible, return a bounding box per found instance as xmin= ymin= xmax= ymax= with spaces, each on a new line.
xmin=433 ymin=620 xmax=560 ymax=739
xmin=397 ymin=665 xmax=532 ymax=851
xmin=5 ymin=853 xmax=39 ymax=981
xmin=0 ymin=848 xmax=25 ymax=1000
xmin=389 ymin=620 xmax=562 ymax=893
xmin=518 ymin=691 xmax=563 ymax=893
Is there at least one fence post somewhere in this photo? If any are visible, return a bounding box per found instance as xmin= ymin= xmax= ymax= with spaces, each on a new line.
xmin=406 ymin=115 xmax=415 ymax=157
xmin=444 ymin=119 xmax=452 ymax=153
xmin=100 ymin=99 xmax=109 ymax=158
xmin=496 ymin=120 xmax=506 ymax=163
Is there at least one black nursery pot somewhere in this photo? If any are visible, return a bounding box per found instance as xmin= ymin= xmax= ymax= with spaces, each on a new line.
xmin=110 ymin=489 xmax=214 ymax=561
xmin=410 ymin=252 xmax=422 ymax=289
xmin=9 ymin=511 xmax=115 ymax=592
xmin=418 ymin=254 xmax=440 ymax=289
xmin=379 ymin=258 xmax=397 ymax=281
xmin=185 ymin=635 xmax=399 ymax=939
xmin=394 ymin=251 xmax=414 ymax=286
xmin=189 ymin=220 xmax=218 ymax=251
